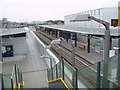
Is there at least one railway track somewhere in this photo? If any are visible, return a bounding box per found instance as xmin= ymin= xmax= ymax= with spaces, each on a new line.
xmin=33 ymin=29 xmax=116 ymax=88
xmin=34 ymin=30 xmax=93 ymax=69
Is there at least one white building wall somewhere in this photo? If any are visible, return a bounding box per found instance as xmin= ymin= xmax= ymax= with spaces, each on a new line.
xmin=64 ymin=7 xmax=118 ymax=28
xmin=2 ymin=37 xmax=27 ymax=55
xmin=64 ymin=7 xmax=118 ymax=51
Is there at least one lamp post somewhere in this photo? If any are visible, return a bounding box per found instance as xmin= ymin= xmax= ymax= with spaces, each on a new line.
xmin=70 ymin=14 xmax=110 ymax=60
xmin=70 ymin=14 xmax=110 ymax=88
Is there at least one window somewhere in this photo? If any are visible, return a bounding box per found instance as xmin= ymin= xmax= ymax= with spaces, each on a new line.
xmin=111 ymin=19 xmax=118 ymax=27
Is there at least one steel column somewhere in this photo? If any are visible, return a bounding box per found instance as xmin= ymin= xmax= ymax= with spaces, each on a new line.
xmin=66 ymin=32 xmax=69 ymax=42
xmin=62 ymin=60 xmax=64 ymax=80
xmin=103 ymin=30 xmax=110 ymax=60
xmin=48 ymin=30 xmax=50 ymax=35
xmin=87 ymin=35 xmax=90 ymax=53
xmin=11 ymin=79 xmax=13 ymax=89
xmin=72 ymin=42 xmax=75 ymax=68
xmin=55 ymin=30 xmax=58 ymax=38
xmin=110 ymin=37 xmax=112 ymax=50
xmin=96 ymin=62 xmax=101 ymax=89
xmin=101 ymin=30 xmax=110 ymax=88
xmin=56 ymin=65 xmax=58 ymax=78
xmin=51 ymin=30 xmax=54 ymax=36
xmin=75 ymin=33 xmax=77 ymax=47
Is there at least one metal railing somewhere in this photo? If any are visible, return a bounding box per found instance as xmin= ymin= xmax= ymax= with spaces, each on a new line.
xmin=47 ymin=55 xmax=120 ymax=89
xmin=0 ymin=74 xmax=13 ymax=89
xmin=0 ymin=64 xmax=23 ymax=89
xmin=47 ymin=59 xmax=77 ymax=88
xmin=11 ymin=64 xmax=24 ymax=89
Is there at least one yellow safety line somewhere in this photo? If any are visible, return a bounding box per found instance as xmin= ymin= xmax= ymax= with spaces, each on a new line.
xmin=20 ymin=81 xmax=25 ymax=86
xmin=46 ymin=78 xmax=70 ymax=90
xmin=46 ymin=78 xmax=61 ymax=83
xmin=46 ymin=78 xmax=49 ymax=82
xmin=18 ymin=83 xmax=21 ymax=88
xmin=64 ymin=77 xmax=74 ymax=89
xmin=60 ymin=78 xmax=70 ymax=90
xmin=13 ymin=84 xmax=16 ymax=88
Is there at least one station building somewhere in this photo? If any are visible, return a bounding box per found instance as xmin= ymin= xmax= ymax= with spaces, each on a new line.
xmin=64 ymin=7 xmax=118 ymax=28
xmin=0 ymin=28 xmax=27 ymax=57
xmin=64 ymin=7 xmax=119 ymax=51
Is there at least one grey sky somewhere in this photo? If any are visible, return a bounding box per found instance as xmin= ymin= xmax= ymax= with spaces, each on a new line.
xmin=0 ymin=0 xmax=119 ymax=22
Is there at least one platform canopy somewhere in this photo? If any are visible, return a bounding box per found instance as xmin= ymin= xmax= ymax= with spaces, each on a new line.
xmin=0 ymin=28 xmax=27 ymax=36
xmin=39 ymin=25 xmax=120 ymax=38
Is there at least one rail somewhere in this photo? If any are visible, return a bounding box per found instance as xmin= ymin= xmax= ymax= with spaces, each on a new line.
xmin=0 ymin=64 xmax=24 ymax=89
xmin=47 ymin=55 xmax=120 ymax=89
xmin=11 ymin=64 xmax=24 ymax=89
xmin=34 ymin=30 xmax=92 ymax=69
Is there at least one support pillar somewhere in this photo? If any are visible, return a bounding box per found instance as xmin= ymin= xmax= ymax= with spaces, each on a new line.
xmin=66 ymin=32 xmax=69 ymax=42
xmin=87 ymin=35 xmax=90 ymax=53
xmin=110 ymin=37 xmax=112 ymax=50
xmin=96 ymin=62 xmax=101 ymax=89
xmin=103 ymin=30 xmax=110 ymax=60
xmin=61 ymin=31 xmax=63 ymax=37
xmin=55 ymin=30 xmax=58 ymax=38
xmin=72 ymin=42 xmax=75 ymax=68
xmin=52 ymin=30 xmax=54 ymax=36
xmin=48 ymin=30 xmax=50 ymax=35
xmin=75 ymin=33 xmax=77 ymax=47
xmin=102 ymin=30 xmax=110 ymax=88
xmin=59 ymin=31 xmax=61 ymax=37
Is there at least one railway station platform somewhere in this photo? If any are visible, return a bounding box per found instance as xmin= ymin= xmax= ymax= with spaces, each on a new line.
xmin=34 ymin=30 xmax=104 ymax=69
xmin=1 ymin=27 xmax=120 ymax=89
xmin=2 ymin=29 xmax=48 ymax=88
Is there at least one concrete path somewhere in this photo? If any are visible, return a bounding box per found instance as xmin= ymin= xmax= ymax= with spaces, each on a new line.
xmin=2 ymin=30 xmax=48 ymax=88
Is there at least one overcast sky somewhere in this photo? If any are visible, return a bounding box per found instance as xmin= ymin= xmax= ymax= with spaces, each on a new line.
xmin=0 ymin=0 xmax=119 ymax=22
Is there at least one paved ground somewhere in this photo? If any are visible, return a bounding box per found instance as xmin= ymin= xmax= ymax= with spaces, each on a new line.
xmin=2 ymin=30 xmax=49 ymax=88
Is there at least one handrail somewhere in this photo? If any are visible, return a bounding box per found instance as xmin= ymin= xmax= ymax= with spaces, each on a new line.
xmin=47 ymin=55 xmax=120 ymax=88
xmin=46 ymin=77 xmax=70 ymax=90
xmin=0 ymin=74 xmax=13 ymax=89
xmin=47 ymin=59 xmax=77 ymax=89
xmin=11 ymin=64 xmax=24 ymax=89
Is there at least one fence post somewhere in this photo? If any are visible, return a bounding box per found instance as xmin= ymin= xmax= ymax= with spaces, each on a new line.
xmin=96 ymin=62 xmax=101 ymax=89
xmin=1 ymin=74 xmax=4 ymax=89
xmin=56 ymin=65 xmax=58 ymax=79
xmin=62 ymin=60 xmax=64 ymax=80
xmin=11 ymin=79 xmax=13 ymax=89
xmin=75 ymin=70 xmax=78 ymax=89
xmin=14 ymin=64 xmax=18 ymax=88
